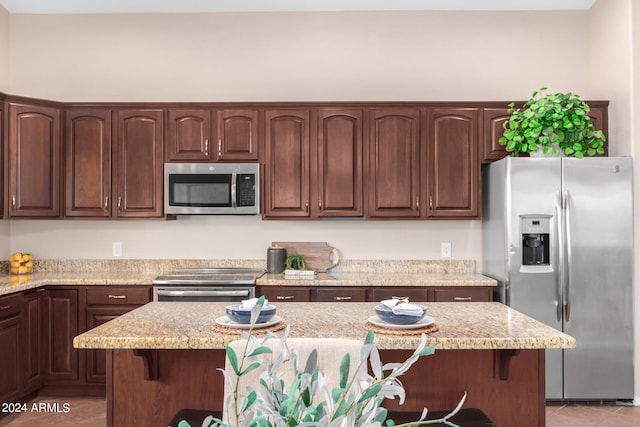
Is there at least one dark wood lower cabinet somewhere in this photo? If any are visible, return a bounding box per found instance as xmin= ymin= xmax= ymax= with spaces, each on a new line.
xmin=257 ymin=286 xmax=492 ymax=303
xmin=39 ymin=285 xmax=151 ymax=396
xmin=22 ymin=289 xmax=45 ymax=394
xmin=0 ymin=294 xmax=22 ymax=403
xmin=45 ymin=289 xmax=80 ymax=385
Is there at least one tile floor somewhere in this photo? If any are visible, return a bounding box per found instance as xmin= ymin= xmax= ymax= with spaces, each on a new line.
xmin=0 ymin=397 xmax=639 ymax=426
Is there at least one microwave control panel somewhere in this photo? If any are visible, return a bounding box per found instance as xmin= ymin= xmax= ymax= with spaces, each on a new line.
xmin=237 ymin=174 xmax=256 ymax=206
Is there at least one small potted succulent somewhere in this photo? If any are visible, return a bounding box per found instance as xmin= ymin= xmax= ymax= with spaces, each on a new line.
xmin=499 ymin=88 xmax=606 ymax=158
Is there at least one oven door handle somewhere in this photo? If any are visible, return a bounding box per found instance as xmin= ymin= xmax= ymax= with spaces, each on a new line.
xmin=156 ymin=289 xmax=252 ymax=298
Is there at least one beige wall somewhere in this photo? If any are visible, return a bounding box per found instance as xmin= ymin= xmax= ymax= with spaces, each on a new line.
xmin=0 ymin=4 xmax=8 ymax=92
xmin=8 ymin=11 xmax=590 ymax=102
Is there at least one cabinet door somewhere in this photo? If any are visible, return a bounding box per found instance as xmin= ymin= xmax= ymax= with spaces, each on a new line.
xmin=166 ymin=109 xmax=213 ymax=162
xmin=263 ymin=109 xmax=310 ymax=217
xmin=314 ymin=287 xmax=367 ymax=302
xmin=426 ymin=108 xmax=479 ymax=218
xmin=65 ymin=109 xmax=112 ymax=217
xmin=216 ymin=109 xmax=259 ymax=161
xmin=482 ymin=107 xmax=510 ymax=163
xmin=367 ymin=108 xmax=421 ymax=218
xmin=8 ymin=103 xmax=62 ymax=217
xmin=22 ymin=290 xmax=45 ymax=393
xmin=313 ymin=109 xmax=363 ymax=217
xmin=0 ymin=294 xmax=21 ymax=402
xmin=431 ymin=287 xmax=492 ymax=302
xmin=114 ymin=110 xmax=164 ymax=218
xmin=256 ymin=286 xmax=312 ymax=302
xmin=586 ymin=101 xmax=609 ymax=157
xmin=85 ymin=306 xmax=134 ymax=384
xmin=45 ymin=289 xmax=79 ymax=382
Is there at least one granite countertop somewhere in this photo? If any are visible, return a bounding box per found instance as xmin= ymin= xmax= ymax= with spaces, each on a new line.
xmin=0 ymin=272 xmax=157 ymax=296
xmin=73 ymin=301 xmax=575 ymax=351
xmin=257 ymin=272 xmax=496 ymax=287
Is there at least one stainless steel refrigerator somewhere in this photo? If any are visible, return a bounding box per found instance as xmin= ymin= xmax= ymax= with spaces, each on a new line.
xmin=482 ymin=156 xmax=634 ymax=401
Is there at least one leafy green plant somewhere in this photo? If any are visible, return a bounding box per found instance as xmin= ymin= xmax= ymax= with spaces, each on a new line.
xmin=284 ymin=254 xmax=306 ymax=271
xmin=499 ymin=88 xmax=606 ymax=158
xmin=184 ymin=296 xmax=466 ymax=427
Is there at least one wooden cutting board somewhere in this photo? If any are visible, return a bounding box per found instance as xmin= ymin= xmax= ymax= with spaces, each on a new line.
xmin=271 ymin=242 xmax=340 ymax=272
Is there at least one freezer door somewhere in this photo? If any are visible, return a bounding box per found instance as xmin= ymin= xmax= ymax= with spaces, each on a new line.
xmin=561 ymin=157 xmax=634 ymax=400
xmin=505 ymin=158 xmax=564 ymax=399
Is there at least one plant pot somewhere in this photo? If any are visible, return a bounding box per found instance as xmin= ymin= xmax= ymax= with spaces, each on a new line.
xmin=529 ymin=145 xmax=565 ymax=158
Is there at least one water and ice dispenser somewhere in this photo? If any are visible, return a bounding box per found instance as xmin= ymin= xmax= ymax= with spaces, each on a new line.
xmin=520 ymin=215 xmax=551 ymax=271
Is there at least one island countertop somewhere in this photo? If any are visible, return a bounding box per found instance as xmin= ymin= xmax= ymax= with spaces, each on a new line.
xmin=73 ymin=301 xmax=575 ymax=351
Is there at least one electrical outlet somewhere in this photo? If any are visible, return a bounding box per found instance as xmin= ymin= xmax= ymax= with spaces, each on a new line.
xmin=441 ymin=242 xmax=452 ymax=258
xmin=113 ymin=242 xmax=122 ymax=257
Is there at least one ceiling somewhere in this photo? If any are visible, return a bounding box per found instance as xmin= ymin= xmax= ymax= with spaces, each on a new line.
xmin=0 ymin=0 xmax=597 ymax=14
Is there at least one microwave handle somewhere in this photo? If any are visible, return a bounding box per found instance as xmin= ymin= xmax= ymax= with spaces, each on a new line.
xmin=231 ymin=173 xmax=237 ymax=208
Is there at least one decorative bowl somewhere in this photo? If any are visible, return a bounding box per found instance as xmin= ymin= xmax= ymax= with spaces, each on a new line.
xmin=226 ymin=304 xmax=276 ymax=324
xmin=374 ymin=304 xmax=426 ymax=325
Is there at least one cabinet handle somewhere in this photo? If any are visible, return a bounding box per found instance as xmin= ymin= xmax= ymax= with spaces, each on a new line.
xmin=104 ymin=196 xmax=109 ymax=210
xmin=0 ymin=305 xmax=11 ymax=310
xmin=334 ymin=296 xmax=352 ymax=301
xmin=276 ymin=295 xmax=295 ymax=300
xmin=416 ymin=197 xmax=420 ymax=210
xmin=204 ymin=139 xmax=209 ymax=156
xmin=108 ymin=295 xmax=127 ymax=299
xmin=305 ymin=200 xmax=309 ymax=213
xmin=118 ymin=197 xmax=122 ymax=210
xmin=429 ymin=196 xmax=433 ymax=209
xmin=12 ymin=195 xmax=16 ymax=209
xmin=453 ymin=296 xmax=473 ymax=301
xmin=218 ymin=139 xmax=222 ymax=157
xmin=319 ymin=200 xmax=322 ymax=211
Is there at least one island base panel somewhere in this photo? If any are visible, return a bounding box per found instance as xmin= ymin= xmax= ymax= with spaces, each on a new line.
xmin=107 ymin=348 xmax=544 ymax=427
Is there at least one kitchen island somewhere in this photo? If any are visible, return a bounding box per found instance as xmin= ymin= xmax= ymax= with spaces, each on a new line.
xmin=74 ymin=301 xmax=574 ymax=427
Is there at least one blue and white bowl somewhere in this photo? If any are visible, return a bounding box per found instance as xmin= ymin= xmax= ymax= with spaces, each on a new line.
xmin=374 ymin=304 xmax=426 ymax=325
xmin=226 ymin=304 xmax=277 ymax=324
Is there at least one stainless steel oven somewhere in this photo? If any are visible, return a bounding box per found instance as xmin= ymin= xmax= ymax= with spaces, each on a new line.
xmin=152 ymin=268 xmax=264 ymax=302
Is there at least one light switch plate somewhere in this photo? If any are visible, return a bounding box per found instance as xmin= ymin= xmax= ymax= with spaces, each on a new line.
xmin=441 ymin=242 xmax=452 ymax=258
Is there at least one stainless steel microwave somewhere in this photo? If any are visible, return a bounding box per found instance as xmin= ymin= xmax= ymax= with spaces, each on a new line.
xmin=164 ymin=163 xmax=260 ymax=215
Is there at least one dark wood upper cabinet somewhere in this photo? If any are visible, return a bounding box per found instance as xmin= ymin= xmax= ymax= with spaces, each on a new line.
xmin=165 ymin=109 xmax=213 ymax=162
xmin=113 ymin=110 xmax=164 ymax=218
xmin=263 ymin=109 xmax=311 ymax=217
xmin=426 ymin=108 xmax=480 ymax=218
xmin=481 ymin=107 xmax=510 ymax=163
xmin=65 ymin=109 xmax=112 ymax=217
xmin=313 ymin=108 xmax=363 ymax=217
xmin=8 ymin=103 xmax=62 ymax=217
xmin=366 ymin=108 xmax=421 ymax=218
xmin=216 ymin=109 xmax=259 ymax=161
xmin=586 ymin=101 xmax=609 ymax=157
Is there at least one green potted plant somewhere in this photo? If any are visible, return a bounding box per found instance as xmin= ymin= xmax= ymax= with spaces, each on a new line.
xmin=499 ymin=88 xmax=606 ymax=158
xmin=180 ymin=297 xmax=467 ymax=427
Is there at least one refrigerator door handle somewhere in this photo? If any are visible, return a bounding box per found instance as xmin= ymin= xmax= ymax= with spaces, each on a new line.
xmin=564 ymin=190 xmax=572 ymax=322
xmin=555 ymin=190 xmax=564 ymax=322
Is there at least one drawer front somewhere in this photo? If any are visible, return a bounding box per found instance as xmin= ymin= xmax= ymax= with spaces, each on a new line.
xmin=370 ymin=288 xmax=428 ymax=303
xmin=257 ymin=287 xmax=311 ymax=302
xmin=314 ymin=287 xmax=367 ymax=302
xmin=432 ymin=287 xmax=492 ymax=302
xmin=86 ymin=286 xmax=151 ymax=305
xmin=0 ymin=293 xmax=22 ymax=318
